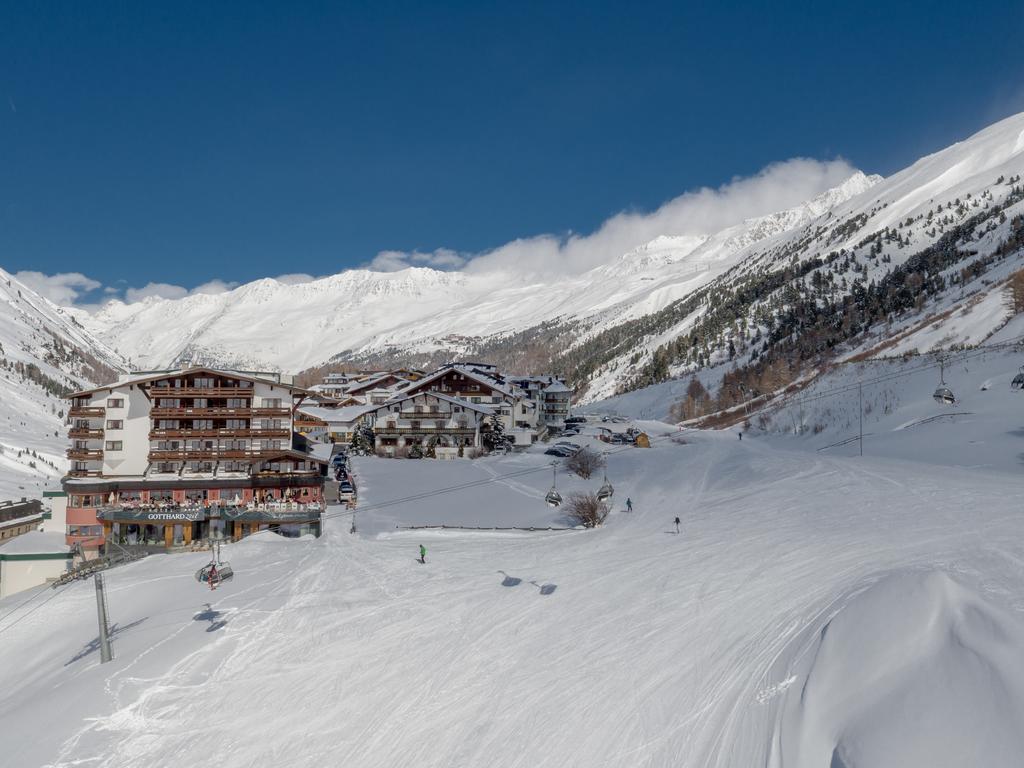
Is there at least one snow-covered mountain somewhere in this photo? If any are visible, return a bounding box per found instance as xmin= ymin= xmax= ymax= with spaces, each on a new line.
xmin=33 ymin=111 xmax=1024 ymax=409
xmin=73 ymin=172 xmax=881 ymax=374
xmin=0 ymin=268 xmax=127 ymax=499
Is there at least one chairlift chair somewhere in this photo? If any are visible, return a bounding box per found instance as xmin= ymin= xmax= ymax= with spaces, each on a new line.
xmin=932 ymin=357 xmax=956 ymax=405
xmin=196 ymin=539 xmax=234 ymax=590
xmin=596 ymin=457 xmax=614 ymax=502
xmin=545 ymin=462 xmax=562 ymax=507
xmin=1011 ymin=366 xmax=1024 ymax=390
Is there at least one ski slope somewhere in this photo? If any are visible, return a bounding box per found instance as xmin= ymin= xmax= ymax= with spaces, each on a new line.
xmin=3 ymin=422 xmax=1024 ymax=767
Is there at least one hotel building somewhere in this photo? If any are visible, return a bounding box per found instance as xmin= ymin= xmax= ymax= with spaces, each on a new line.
xmin=63 ymin=368 xmax=327 ymax=553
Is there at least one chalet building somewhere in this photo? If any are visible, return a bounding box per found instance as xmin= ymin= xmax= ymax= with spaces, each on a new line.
xmin=62 ymin=368 xmax=327 ymax=553
xmin=363 ymin=392 xmax=495 ymax=457
xmin=295 ymin=404 xmax=376 ymax=444
xmin=507 ymin=375 xmax=573 ymax=427
xmin=400 ymin=364 xmax=540 ymax=446
xmin=0 ymin=499 xmax=46 ymax=543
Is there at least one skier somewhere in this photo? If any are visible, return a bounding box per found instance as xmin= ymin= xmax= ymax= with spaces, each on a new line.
xmin=738 ymin=432 xmax=743 ymax=441
xmin=419 ymin=544 xmax=427 ymax=564
xmin=674 ymin=516 xmax=681 ymax=534
xmin=626 ymin=497 xmax=633 ymax=513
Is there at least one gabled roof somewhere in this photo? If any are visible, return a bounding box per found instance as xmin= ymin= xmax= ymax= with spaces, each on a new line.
xmin=544 ymin=381 xmax=572 ymax=393
xmin=67 ymin=367 xmax=313 ymax=399
xmin=296 ymin=404 xmax=376 ymax=423
xmin=403 ymin=365 xmax=512 ymax=397
xmin=256 ymin=449 xmax=329 ymax=466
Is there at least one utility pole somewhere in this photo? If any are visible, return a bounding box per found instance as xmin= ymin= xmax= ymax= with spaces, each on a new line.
xmin=858 ymin=380 xmax=863 ymax=457
xmin=94 ymin=572 xmax=113 ymax=664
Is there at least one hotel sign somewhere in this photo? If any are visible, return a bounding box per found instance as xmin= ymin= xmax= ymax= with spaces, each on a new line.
xmin=97 ymin=508 xmax=207 ymax=522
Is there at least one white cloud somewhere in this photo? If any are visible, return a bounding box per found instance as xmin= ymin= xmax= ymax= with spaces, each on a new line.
xmin=366 ymin=158 xmax=860 ymax=278
xmin=462 ymin=158 xmax=859 ymax=277
xmin=367 ymin=248 xmax=467 ymax=272
xmin=14 ymin=271 xmax=101 ymax=305
xmin=273 ymin=273 xmax=318 ymax=285
xmin=192 ymin=279 xmax=239 ymax=295
xmin=124 ymin=282 xmax=190 ymax=303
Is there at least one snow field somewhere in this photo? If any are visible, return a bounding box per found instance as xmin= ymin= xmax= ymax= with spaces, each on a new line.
xmin=3 ymin=424 xmax=1024 ymax=766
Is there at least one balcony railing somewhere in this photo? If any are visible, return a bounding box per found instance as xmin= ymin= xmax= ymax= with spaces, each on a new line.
xmin=150 ymin=407 xmax=290 ymax=418
xmin=148 ymin=428 xmax=290 ymax=439
xmin=149 ymin=386 xmax=254 ymax=397
xmin=69 ymin=428 xmax=104 ymax=439
xmin=148 ymin=449 xmax=285 ymax=461
xmin=67 ymin=469 xmax=103 ymax=478
xmin=375 ymin=426 xmax=476 ymax=435
xmin=67 ymin=448 xmax=103 ymax=460
xmin=69 ymin=406 xmax=105 ymax=418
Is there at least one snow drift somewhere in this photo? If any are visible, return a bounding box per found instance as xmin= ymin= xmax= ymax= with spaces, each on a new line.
xmin=771 ymin=570 xmax=1024 ymax=768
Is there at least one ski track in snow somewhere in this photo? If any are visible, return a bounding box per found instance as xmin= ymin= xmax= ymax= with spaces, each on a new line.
xmin=4 ymin=431 xmax=1024 ymax=767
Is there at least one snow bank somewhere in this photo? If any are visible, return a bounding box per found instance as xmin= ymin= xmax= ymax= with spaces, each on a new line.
xmin=772 ymin=570 xmax=1024 ymax=768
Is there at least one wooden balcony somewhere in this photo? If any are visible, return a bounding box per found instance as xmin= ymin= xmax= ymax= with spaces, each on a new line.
xmin=149 ymin=386 xmax=254 ymax=398
xmin=68 ymin=469 xmax=103 ymax=478
xmin=148 ymin=428 xmax=290 ymax=439
xmin=375 ymin=426 xmax=476 ymax=435
xmin=69 ymin=428 xmax=104 ymax=439
xmin=69 ymin=406 xmax=105 ymax=418
xmin=150 ymin=407 xmax=290 ymax=419
xmin=148 ymin=449 xmax=284 ymax=461
xmin=67 ymin=448 xmax=103 ymax=461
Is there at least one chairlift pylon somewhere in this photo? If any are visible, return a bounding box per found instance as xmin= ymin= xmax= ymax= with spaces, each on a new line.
xmin=545 ymin=462 xmax=563 ymax=508
xmin=932 ymin=357 xmax=956 ymax=405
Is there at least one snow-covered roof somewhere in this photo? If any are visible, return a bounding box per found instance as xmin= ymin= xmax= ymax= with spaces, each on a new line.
xmin=68 ymin=367 xmax=310 ymax=399
xmin=544 ymin=381 xmax=572 ymax=393
xmin=0 ymin=530 xmax=70 ymax=556
xmin=405 ymin=365 xmax=512 ymax=397
xmin=297 ymin=404 xmax=376 ymax=423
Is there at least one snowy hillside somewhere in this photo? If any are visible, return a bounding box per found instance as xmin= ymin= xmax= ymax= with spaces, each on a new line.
xmin=0 ymin=268 xmax=127 ymax=500
xmin=72 ymin=173 xmax=880 ymax=375
xmin=597 ymin=112 xmax=1024 ymax=406
xmin=3 ymin=411 xmax=1024 ymax=766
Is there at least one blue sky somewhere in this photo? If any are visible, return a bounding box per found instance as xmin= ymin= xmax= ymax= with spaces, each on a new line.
xmin=2 ymin=1 xmax=1023 ymax=306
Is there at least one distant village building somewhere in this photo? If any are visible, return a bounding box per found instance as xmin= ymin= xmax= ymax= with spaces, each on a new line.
xmin=62 ymin=367 xmax=327 ymax=554
xmin=507 ymin=375 xmax=573 ymax=428
xmin=306 ymin=362 xmax=575 ymax=455
xmin=0 ymin=499 xmax=46 ymax=543
xmin=363 ymin=392 xmax=496 ymax=457
xmin=0 ymin=531 xmax=72 ymax=599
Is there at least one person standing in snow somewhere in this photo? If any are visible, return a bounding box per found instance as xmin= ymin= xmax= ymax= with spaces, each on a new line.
xmin=626 ymin=497 xmax=633 ymax=512
xmin=674 ymin=516 xmax=681 ymax=534
xmin=419 ymin=544 xmax=426 ymax=564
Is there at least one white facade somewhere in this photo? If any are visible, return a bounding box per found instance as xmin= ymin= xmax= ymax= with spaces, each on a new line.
xmin=0 ymin=531 xmax=71 ymax=599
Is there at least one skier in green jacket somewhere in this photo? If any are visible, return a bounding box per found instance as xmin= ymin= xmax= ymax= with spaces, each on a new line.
xmin=419 ymin=544 xmax=426 ymax=564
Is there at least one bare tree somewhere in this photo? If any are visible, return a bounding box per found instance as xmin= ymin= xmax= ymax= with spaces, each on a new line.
xmin=565 ymin=492 xmax=609 ymax=528
xmin=566 ymin=448 xmax=605 ymax=479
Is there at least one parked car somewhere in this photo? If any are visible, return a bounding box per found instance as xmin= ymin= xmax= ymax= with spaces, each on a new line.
xmin=565 ymin=416 xmax=587 ymax=424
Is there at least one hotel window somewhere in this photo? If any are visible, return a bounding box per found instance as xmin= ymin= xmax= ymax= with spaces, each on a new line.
xmin=106 ymin=419 xmax=123 ymax=430
xmin=238 ymin=380 xmax=252 ymax=389
xmin=108 ymin=398 xmax=124 ymax=408
xmin=158 ymin=398 xmax=181 ymax=408
xmin=105 ymin=440 xmax=123 ymax=451
xmin=191 ymin=440 xmax=214 ymax=450
xmin=260 ymin=419 xmax=282 ymax=429
xmin=222 ymin=462 xmax=246 ymax=472
xmin=158 ymin=420 xmax=180 ymax=429
xmin=193 ymin=398 xmax=208 ymax=408
xmin=435 ymin=420 xmax=445 ymax=429
xmin=192 ymin=419 xmax=213 ymax=430
xmin=226 ymin=419 xmax=247 ymax=429
xmin=157 ymin=440 xmax=181 ymax=450
xmin=194 ymin=377 xmax=215 ymax=388
xmin=151 ymin=489 xmax=174 ymax=501
xmin=262 ymin=398 xmax=282 ymax=408
xmin=227 ymin=398 xmax=247 ymax=408
xmin=261 ymin=439 xmax=282 ymax=450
